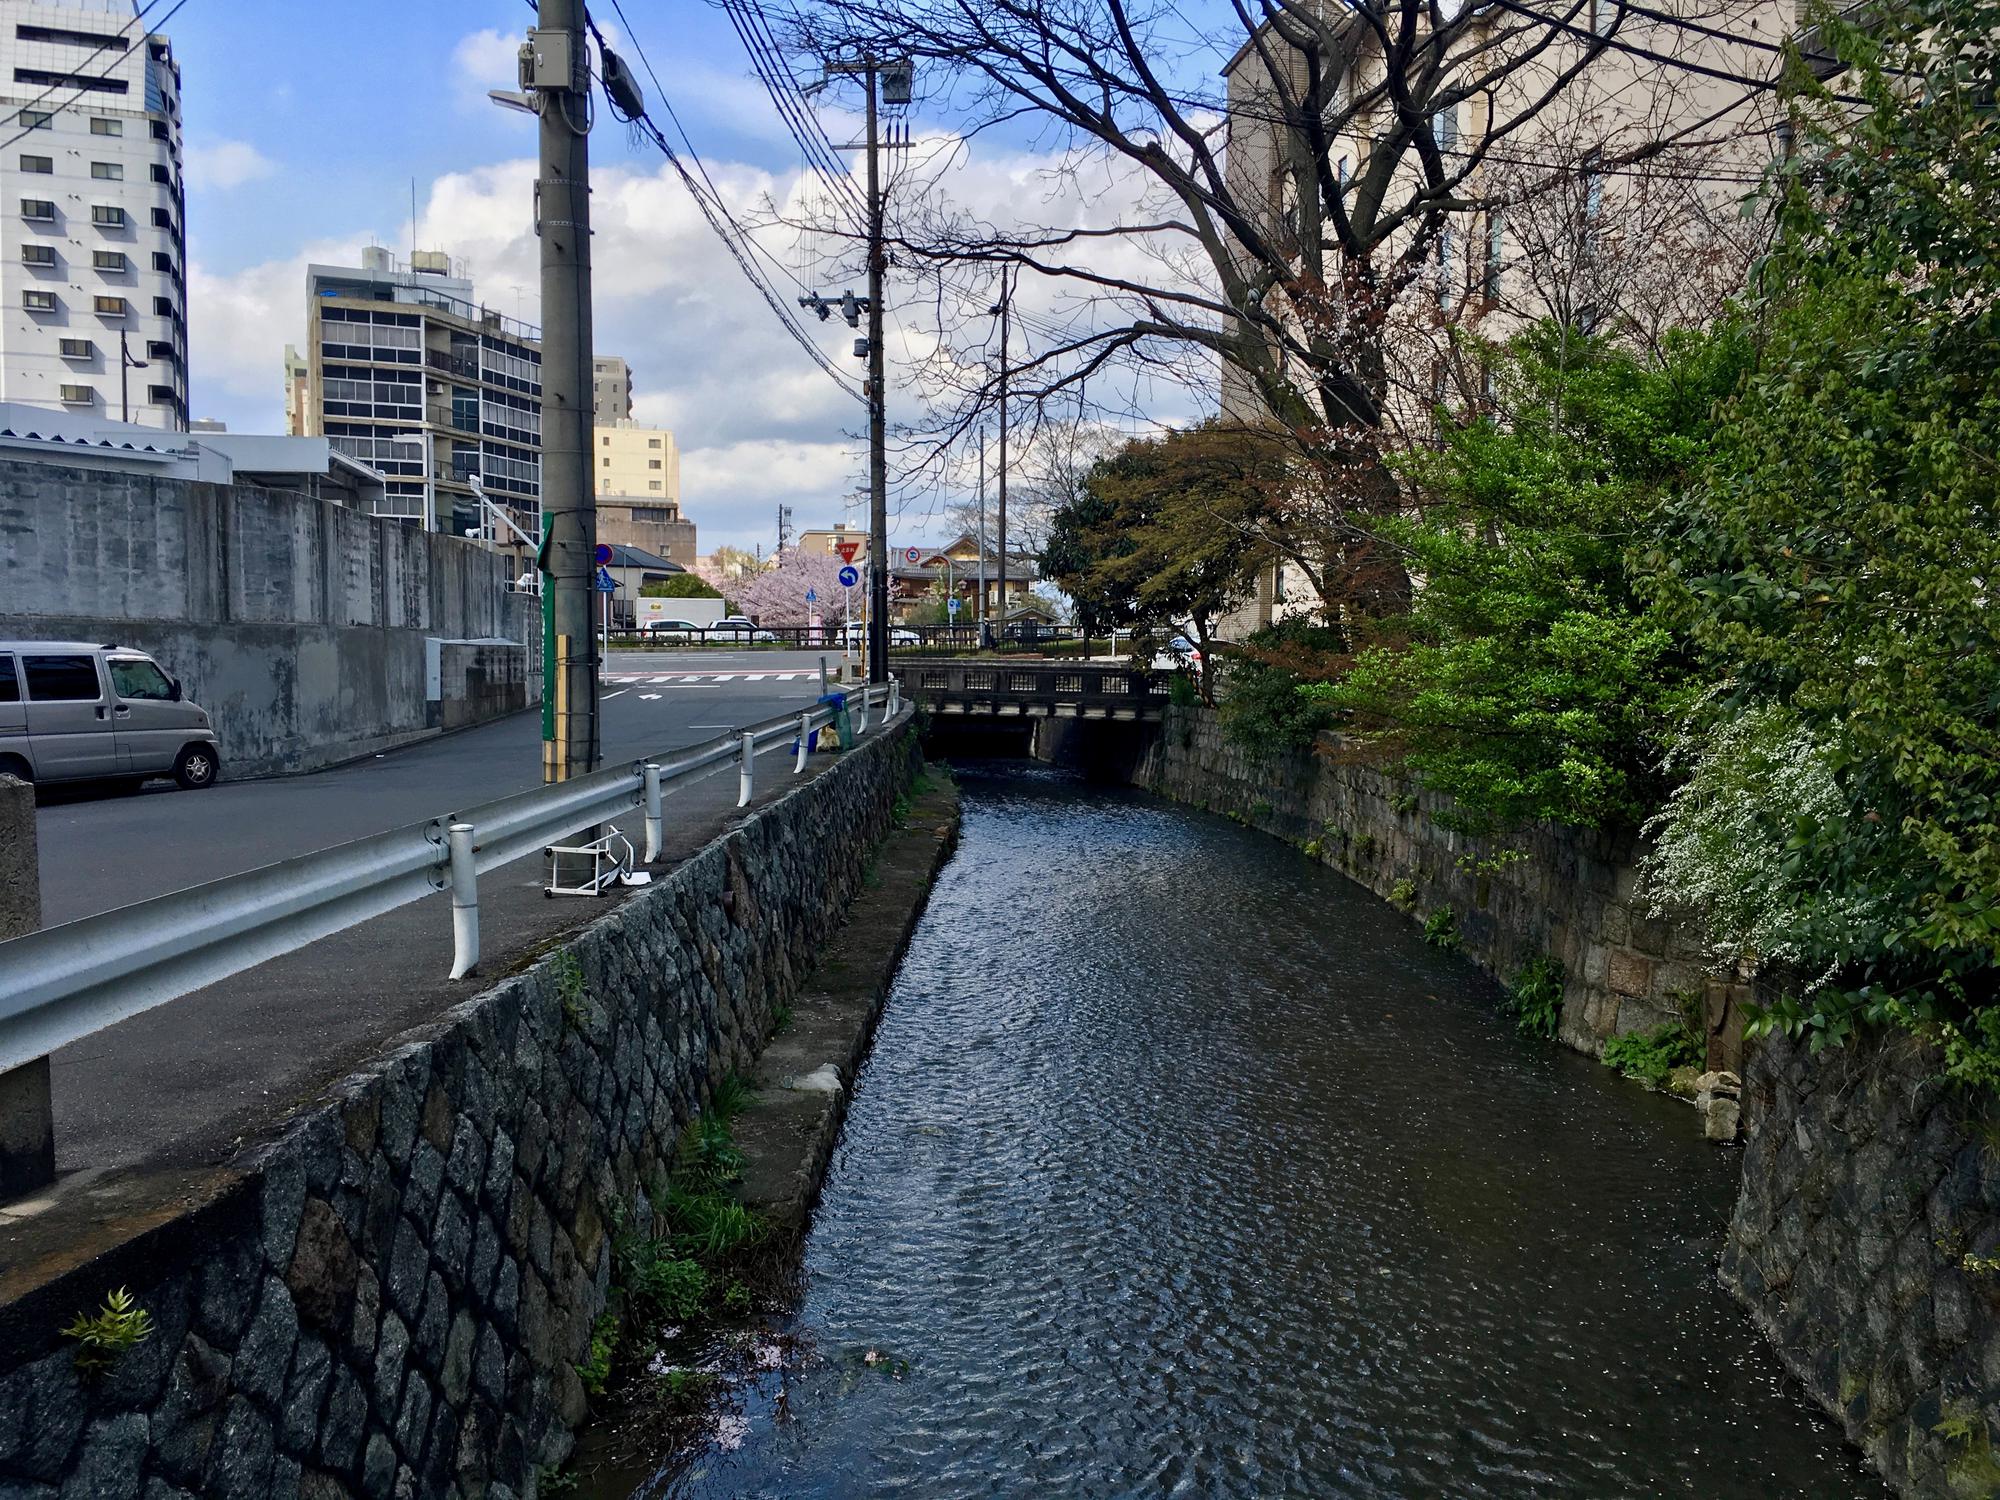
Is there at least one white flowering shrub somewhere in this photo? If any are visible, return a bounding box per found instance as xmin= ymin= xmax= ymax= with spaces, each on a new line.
xmin=1641 ymin=703 xmax=1886 ymax=982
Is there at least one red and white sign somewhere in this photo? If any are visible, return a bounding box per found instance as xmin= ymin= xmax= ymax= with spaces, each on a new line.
xmin=905 ymin=546 xmax=922 ymax=563
xmin=835 ymin=541 xmax=861 ymax=563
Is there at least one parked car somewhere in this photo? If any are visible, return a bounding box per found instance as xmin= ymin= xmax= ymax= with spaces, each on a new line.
xmin=838 ymin=622 xmax=921 ymax=646
xmin=0 ymin=641 xmax=221 ymax=789
xmin=1151 ymin=635 xmax=1204 ymax=672
xmin=638 ymin=617 xmax=707 ymax=641
xmin=708 ymin=616 xmax=778 ymax=643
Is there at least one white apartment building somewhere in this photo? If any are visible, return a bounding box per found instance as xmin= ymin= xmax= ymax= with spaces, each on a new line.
xmin=0 ymin=0 xmax=185 ymax=430
xmin=592 ymin=354 xmax=631 ymax=423
xmin=301 ymin=247 xmax=542 ymax=534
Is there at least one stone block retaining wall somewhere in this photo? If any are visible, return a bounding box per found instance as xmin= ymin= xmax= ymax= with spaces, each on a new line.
xmin=1725 ymin=1029 xmax=2000 ymax=1499
xmin=1136 ymin=704 xmax=1711 ymax=1055
xmin=0 ymin=722 xmax=921 ymax=1499
xmin=1134 ymin=703 xmax=2000 ymax=1498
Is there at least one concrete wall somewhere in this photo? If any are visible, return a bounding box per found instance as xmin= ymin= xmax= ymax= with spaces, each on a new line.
xmin=0 ymin=720 xmax=922 ymax=1498
xmin=1134 ymin=704 xmax=1713 ymax=1055
xmin=0 ymin=460 xmax=537 ymax=778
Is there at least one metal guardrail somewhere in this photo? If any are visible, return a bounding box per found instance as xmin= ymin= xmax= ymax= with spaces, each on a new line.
xmin=900 ymin=659 xmax=1169 ymax=719
xmin=0 ymin=681 xmax=901 ymax=1077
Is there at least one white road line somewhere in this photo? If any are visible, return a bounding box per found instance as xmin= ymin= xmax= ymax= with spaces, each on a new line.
xmin=602 ymin=689 xmax=629 ymax=701
xmin=648 ymin=675 xmax=673 ymax=684
xmin=777 ymin=673 xmax=800 ymax=681
xmin=640 ymin=693 xmax=662 ymax=701
xmin=710 ymin=674 xmax=736 ymax=682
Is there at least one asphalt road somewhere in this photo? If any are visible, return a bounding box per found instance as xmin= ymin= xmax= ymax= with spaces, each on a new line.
xmin=33 ymin=649 xmax=855 ymax=925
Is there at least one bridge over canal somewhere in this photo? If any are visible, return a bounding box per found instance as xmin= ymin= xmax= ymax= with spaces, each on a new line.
xmin=897 ymin=658 xmax=1172 ymax=723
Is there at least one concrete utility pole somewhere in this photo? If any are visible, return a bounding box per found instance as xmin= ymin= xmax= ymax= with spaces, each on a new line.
xmin=976 ymin=429 xmax=988 ymax=628
xmin=862 ymin=60 xmax=889 ymax=683
xmin=527 ymin=0 xmax=598 ymax=781
xmin=991 ymin=269 xmax=1011 ymax=640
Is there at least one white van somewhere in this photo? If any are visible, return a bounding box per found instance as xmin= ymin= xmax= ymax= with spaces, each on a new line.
xmin=0 ymin=642 xmax=221 ymax=789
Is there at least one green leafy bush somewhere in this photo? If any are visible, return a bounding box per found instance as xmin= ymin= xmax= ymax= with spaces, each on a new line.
xmin=1505 ymin=955 xmax=1565 ymax=1040
xmin=1600 ymin=1023 xmax=1702 ymax=1088
xmin=1421 ymin=907 xmax=1459 ymax=950
xmin=1217 ymin=618 xmax=1343 ymax=758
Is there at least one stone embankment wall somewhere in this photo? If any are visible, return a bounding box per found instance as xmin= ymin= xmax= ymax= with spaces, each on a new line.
xmin=1132 ymin=702 xmax=2000 ymax=1499
xmin=0 ymin=722 xmax=922 ymax=1499
xmin=1725 ymin=1029 xmax=2000 ymax=1499
xmin=1135 ymin=704 xmax=1715 ymax=1056
xmin=0 ymin=460 xmax=537 ymax=777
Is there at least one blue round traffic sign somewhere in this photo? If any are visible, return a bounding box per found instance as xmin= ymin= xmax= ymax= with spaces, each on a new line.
xmin=838 ymin=565 xmax=859 ymax=588
xmin=593 ymin=543 xmax=612 ymax=566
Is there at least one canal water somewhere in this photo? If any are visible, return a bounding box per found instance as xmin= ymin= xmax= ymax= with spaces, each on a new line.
xmin=652 ymin=763 xmax=1885 ymax=1498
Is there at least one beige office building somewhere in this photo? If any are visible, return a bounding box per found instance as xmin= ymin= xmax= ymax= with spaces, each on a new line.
xmin=594 ymin=418 xmax=692 ymax=565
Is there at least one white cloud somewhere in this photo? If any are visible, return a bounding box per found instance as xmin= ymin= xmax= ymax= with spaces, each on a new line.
xmin=184 ymin=128 xmax=1189 ymax=552
xmin=185 ymin=140 xmax=275 ymax=192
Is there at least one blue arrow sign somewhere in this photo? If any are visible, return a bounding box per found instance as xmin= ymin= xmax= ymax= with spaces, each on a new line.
xmin=838 ymin=565 xmax=859 ymax=588
xmin=595 ymin=567 xmax=616 ymax=593
xmin=805 ymin=588 xmax=818 ymax=604
xmin=948 ymin=597 xmax=961 ymax=616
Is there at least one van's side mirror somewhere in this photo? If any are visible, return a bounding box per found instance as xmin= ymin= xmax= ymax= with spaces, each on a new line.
xmin=169 ymin=677 xmax=183 ymax=701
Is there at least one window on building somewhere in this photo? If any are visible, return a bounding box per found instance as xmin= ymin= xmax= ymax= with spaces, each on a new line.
xmin=1433 ymin=103 xmax=1458 ymax=155
xmin=147 ymin=383 xmax=175 ymax=404
xmin=90 ymin=117 xmax=122 ymax=136
xmin=601 ymin=435 xmax=610 ymax=445
xmin=601 ymin=457 xmax=611 ymax=467
xmin=1436 ymin=224 xmax=1453 ymax=307
xmin=20 ymin=244 xmax=55 ymax=266
xmin=1590 ymin=0 xmax=1614 ymax=33
xmin=17 ymin=22 xmax=130 ymax=49
xmin=22 ymin=654 xmax=101 ymax=701
xmin=152 ymin=251 xmax=172 ymax=272
xmin=19 ymin=109 xmax=50 ymax=130
xmin=19 ymin=154 xmax=52 ymax=174
xmin=1484 ymin=211 xmax=1505 ymax=300
xmin=91 ymin=204 xmax=125 ymax=225
xmin=90 ymin=160 xmax=122 ymax=180
xmin=153 ymin=296 xmax=172 ymax=316
xmin=647 ymin=438 xmax=661 ymax=448
xmin=23 ymin=290 xmax=56 ymax=311
xmin=93 ymin=250 xmax=125 ymax=271
xmin=13 ymin=67 xmax=128 ymax=96
xmin=94 ymin=295 xmax=126 ymax=316
xmin=149 ymin=163 xmax=168 ymax=184
xmin=19 ymin=197 xmax=53 ymax=220
xmin=146 ymin=340 xmax=172 ymax=359
xmin=58 ymin=384 xmax=94 ymax=405
xmin=647 ymin=459 xmax=662 ymax=469
xmin=150 ymin=206 xmax=171 ymax=229
xmin=59 ymin=338 xmax=92 ymax=357
xmin=648 ymin=480 xmax=662 ymax=491
xmin=630 ymin=507 xmax=671 ymax=523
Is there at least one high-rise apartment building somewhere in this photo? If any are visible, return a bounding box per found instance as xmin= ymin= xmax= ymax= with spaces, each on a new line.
xmin=0 ymin=0 xmax=186 ymax=429
xmin=280 ymin=342 xmax=306 ymax=435
xmin=592 ymin=354 xmax=630 ymax=423
xmin=301 ymin=247 xmax=542 ymax=533
xmin=593 ymin=417 xmax=691 ymax=564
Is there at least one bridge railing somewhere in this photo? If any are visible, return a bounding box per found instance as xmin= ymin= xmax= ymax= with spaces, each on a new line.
xmin=901 ymin=659 xmax=1172 ymax=714
xmin=0 ymin=682 xmax=903 ymax=1081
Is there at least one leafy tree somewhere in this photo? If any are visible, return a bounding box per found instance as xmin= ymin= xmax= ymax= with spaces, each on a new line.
xmin=1639 ymin=0 xmax=2000 ymax=1081
xmin=1044 ymin=420 xmax=1283 ymax=698
xmin=1309 ymin=323 xmax=1748 ymax=832
xmin=642 ymin=574 xmax=723 ymax=599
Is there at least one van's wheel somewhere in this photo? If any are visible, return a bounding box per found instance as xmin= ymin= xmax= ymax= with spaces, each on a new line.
xmin=0 ymin=755 xmax=29 ymax=785
xmin=174 ymin=745 xmax=219 ymax=789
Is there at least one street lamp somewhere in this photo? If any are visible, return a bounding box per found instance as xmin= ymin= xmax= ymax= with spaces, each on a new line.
xmin=118 ymin=330 xmax=146 ymax=425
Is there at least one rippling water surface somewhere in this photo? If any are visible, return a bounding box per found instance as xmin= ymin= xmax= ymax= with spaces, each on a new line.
xmin=654 ymin=764 xmax=1884 ymax=1499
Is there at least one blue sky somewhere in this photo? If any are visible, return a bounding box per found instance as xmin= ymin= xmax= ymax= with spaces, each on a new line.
xmin=165 ymin=1 xmax=1191 ymax=552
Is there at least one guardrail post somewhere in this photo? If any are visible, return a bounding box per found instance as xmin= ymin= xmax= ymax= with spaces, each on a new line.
xmin=738 ymin=731 xmax=756 ymax=807
xmin=795 ymin=712 xmax=813 ymax=773
xmin=447 ymin=823 xmax=479 ymax=980
xmin=0 ymin=772 xmax=51 ymax=1198
xmin=889 ymin=678 xmax=900 ymax=717
xmin=642 ymin=762 xmax=663 ymax=862
xmin=855 ymin=691 xmax=871 ymax=736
